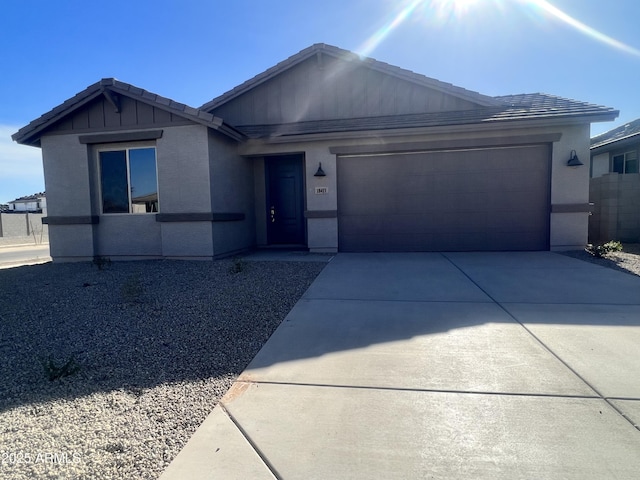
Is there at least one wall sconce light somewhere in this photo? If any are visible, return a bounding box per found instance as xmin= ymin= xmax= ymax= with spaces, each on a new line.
xmin=314 ymin=162 xmax=326 ymax=177
xmin=567 ymin=150 xmax=583 ymax=167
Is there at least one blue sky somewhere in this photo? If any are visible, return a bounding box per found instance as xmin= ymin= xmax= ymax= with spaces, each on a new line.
xmin=1 ymin=0 xmax=639 ymax=203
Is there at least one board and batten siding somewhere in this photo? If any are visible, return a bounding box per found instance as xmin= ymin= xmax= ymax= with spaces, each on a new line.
xmin=211 ymin=55 xmax=481 ymax=126
xmin=48 ymin=95 xmax=192 ymax=134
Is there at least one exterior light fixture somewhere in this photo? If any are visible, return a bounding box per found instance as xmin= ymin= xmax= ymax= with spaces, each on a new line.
xmin=314 ymin=162 xmax=326 ymax=177
xmin=567 ymin=150 xmax=583 ymax=167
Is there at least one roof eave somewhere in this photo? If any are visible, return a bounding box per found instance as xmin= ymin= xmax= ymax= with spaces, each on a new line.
xmin=591 ymin=131 xmax=640 ymax=153
xmin=12 ymin=84 xmax=105 ymax=147
xmin=246 ymin=113 xmax=618 ymax=144
xmin=199 ymin=46 xmax=320 ymax=111
xmin=500 ymin=110 xmax=619 ymax=124
xmin=105 ymin=83 xmax=246 ymax=141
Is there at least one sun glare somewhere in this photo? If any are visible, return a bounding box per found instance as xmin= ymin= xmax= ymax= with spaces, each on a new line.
xmin=434 ymin=0 xmax=481 ymax=15
xmin=525 ymin=0 xmax=640 ymax=57
xmin=356 ymin=0 xmax=486 ymax=58
xmin=356 ymin=0 xmax=640 ymax=59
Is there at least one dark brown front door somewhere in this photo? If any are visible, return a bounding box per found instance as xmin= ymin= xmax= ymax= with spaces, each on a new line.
xmin=266 ymin=155 xmax=305 ymax=245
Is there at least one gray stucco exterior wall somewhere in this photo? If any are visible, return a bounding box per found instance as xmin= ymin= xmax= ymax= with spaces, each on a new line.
xmin=208 ymin=130 xmax=255 ymax=256
xmin=39 ymin=123 xmax=252 ymax=261
xmin=156 ymin=125 xmax=215 ymax=258
xmin=157 ymin=125 xmax=212 ymax=215
xmin=41 ymin=135 xmax=94 ymax=260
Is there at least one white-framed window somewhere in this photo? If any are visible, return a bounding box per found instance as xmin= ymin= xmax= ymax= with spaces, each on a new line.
xmin=99 ymin=146 xmax=159 ymax=214
xmin=612 ymin=151 xmax=639 ymax=174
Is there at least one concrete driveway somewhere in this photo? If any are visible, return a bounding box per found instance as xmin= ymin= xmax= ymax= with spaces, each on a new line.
xmin=161 ymin=252 xmax=640 ymax=479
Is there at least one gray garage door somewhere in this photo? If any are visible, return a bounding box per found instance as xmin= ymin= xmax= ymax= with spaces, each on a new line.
xmin=337 ymin=145 xmax=551 ymax=252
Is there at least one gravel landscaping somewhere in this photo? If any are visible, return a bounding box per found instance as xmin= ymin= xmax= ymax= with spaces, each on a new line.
xmin=558 ymin=243 xmax=640 ymax=277
xmin=0 ymin=258 xmax=326 ymax=480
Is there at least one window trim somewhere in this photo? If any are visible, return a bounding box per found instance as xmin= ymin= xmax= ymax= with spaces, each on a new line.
xmin=97 ymin=144 xmax=159 ymax=215
xmin=611 ymin=150 xmax=639 ymax=175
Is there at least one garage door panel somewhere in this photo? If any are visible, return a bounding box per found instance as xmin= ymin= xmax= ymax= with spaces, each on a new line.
xmin=484 ymin=230 xmax=546 ymax=251
xmin=404 ymin=175 xmax=438 ymax=193
xmin=393 ymin=192 xmax=495 ymax=214
xmin=337 ymin=145 xmax=550 ymax=252
xmin=339 ymin=215 xmax=389 ymax=236
xmin=484 ymin=190 xmax=546 ymax=211
xmin=340 ymin=210 xmax=538 ymax=237
xmin=340 ymin=230 xmax=545 ymax=252
xmin=340 ymin=233 xmax=441 ymax=252
xmin=339 ymin=197 xmax=393 ymax=216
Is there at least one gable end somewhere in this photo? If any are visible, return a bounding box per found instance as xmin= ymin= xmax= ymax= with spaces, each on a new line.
xmin=47 ymin=94 xmax=193 ymax=135
xmin=208 ymin=52 xmax=492 ymax=126
xmin=13 ymin=79 xmax=244 ymax=147
xmin=200 ymin=43 xmax=499 ymax=116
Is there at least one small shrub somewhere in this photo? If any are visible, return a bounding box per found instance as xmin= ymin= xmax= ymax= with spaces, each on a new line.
xmin=92 ymin=256 xmax=111 ymax=270
xmin=587 ymin=241 xmax=623 ymax=258
xmin=104 ymin=442 xmax=126 ymax=454
xmin=121 ymin=274 xmax=144 ymax=303
xmin=40 ymin=355 xmax=81 ymax=381
xmin=229 ymin=256 xmax=246 ymax=274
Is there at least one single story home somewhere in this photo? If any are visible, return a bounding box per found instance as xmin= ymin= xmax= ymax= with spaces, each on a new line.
xmin=7 ymin=192 xmax=47 ymax=213
xmin=13 ymin=44 xmax=618 ymax=261
xmin=589 ymin=119 xmax=640 ymax=243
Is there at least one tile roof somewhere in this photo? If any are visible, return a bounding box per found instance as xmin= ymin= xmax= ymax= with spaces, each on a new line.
xmin=13 ymin=79 xmax=244 ymax=147
xmin=591 ymin=118 xmax=640 ymax=149
xmin=200 ymin=43 xmax=500 ymax=112
xmin=494 ymin=93 xmax=616 ymax=119
xmin=9 ymin=192 xmax=46 ymax=203
xmin=235 ymin=93 xmax=618 ymax=139
xmin=12 ymin=44 xmax=619 ymax=147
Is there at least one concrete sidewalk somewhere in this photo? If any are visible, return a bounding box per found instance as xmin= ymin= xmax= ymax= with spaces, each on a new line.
xmin=0 ymin=243 xmax=50 ymax=269
xmin=161 ymin=252 xmax=640 ymax=479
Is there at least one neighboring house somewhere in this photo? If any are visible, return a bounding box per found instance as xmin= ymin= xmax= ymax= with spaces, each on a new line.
xmin=7 ymin=192 xmax=47 ymax=213
xmin=12 ymin=44 xmax=618 ymax=262
xmin=589 ymin=119 xmax=640 ymax=243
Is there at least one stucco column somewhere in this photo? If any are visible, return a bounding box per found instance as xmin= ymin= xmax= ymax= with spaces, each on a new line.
xmin=156 ymin=125 xmax=215 ymax=258
xmin=305 ymin=145 xmax=338 ymax=252
xmin=549 ymin=124 xmax=592 ymax=250
xmin=41 ymin=134 xmax=95 ymax=260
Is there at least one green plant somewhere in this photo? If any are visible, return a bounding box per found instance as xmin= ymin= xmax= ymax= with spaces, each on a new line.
xmin=92 ymin=256 xmax=111 ymax=270
xmin=40 ymin=355 xmax=81 ymax=381
xmin=229 ymin=256 xmax=246 ymax=274
xmin=121 ymin=274 xmax=144 ymax=303
xmin=587 ymin=240 xmax=623 ymax=258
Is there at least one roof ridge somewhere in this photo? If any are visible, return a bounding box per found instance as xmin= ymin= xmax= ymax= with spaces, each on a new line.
xmin=199 ymin=43 xmax=499 ymax=111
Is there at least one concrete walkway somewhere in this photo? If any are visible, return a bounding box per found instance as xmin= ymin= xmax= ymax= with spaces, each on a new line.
xmin=161 ymin=252 xmax=640 ymax=479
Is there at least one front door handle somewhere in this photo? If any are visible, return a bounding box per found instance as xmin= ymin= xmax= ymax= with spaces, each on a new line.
xmin=270 ymin=206 xmax=276 ymax=223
